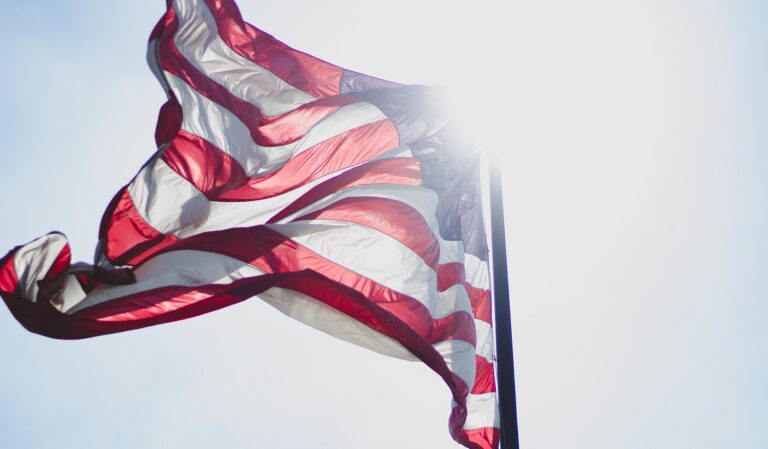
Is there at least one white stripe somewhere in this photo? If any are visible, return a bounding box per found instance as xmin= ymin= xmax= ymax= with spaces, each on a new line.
xmin=462 ymin=392 xmax=500 ymax=430
xmin=464 ymin=253 xmax=490 ymax=290
xmin=175 ymin=163 xmax=361 ymax=238
xmin=433 ymin=339 xmax=477 ymax=390
xmin=259 ymin=287 xmax=417 ymax=360
xmin=128 ymin=158 xmax=208 ymax=234
xmin=52 ymin=275 xmax=87 ymax=314
xmin=171 ymin=0 xmax=316 ymax=116
xmin=474 ymin=319 xmax=494 ymax=361
xmin=146 ymin=38 xmax=171 ymax=94
xmin=438 ymin=284 xmax=475 ymax=323
xmin=14 ymin=233 xmax=68 ymax=303
xmin=166 ymin=72 xmax=387 ymax=177
xmin=275 ymin=183 xmax=440 ymax=229
xmin=67 ymin=250 xmax=265 ymax=314
xmin=267 ymin=219 xmax=474 ymax=319
xmin=166 ymin=73 xmax=269 ymax=175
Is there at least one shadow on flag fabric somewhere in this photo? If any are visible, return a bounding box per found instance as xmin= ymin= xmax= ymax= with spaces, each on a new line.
xmin=0 ymin=0 xmax=500 ymax=447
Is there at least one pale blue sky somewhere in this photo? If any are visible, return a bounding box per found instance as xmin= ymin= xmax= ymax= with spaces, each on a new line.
xmin=1 ymin=1 xmax=767 ymax=448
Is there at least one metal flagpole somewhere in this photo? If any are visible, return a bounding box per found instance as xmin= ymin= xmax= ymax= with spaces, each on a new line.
xmin=488 ymin=161 xmax=520 ymax=449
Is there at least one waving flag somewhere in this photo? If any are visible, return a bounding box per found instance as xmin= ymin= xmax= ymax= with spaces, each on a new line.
xmin=0 ymin=0 xmax=500 ymax=447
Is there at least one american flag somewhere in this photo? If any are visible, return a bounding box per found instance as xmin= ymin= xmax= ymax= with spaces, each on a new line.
xmin=0 ymin=1 xmax=500 ymax=447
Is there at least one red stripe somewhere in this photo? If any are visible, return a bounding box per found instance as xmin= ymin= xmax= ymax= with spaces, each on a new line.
xmin=430 ymin=312 xmax=476 ymax=346
xmin=103 ymin=189 xmax=161 ymax=260
xmin=218 ymin=118 xmax=399 ymax=200
xmin=256 ymin=94 xmax=361 ymax=146
xmin=42 ymin=241 xmax=71 ymax=282
xmin=154 ymin=97 xmax=183 ymax=148
xmin=0 ymin=254 xmax=18 ymax=294
xmin=75 ymin=282 xmax=246 ymax=322
xmin=268 ymin=157 xmax=421 ymax=223
xmin=161 ymin=130 xmax=249 ymax=198
xmin=102 ymin=188 xmax=178 ymax=266
xmin=76 ymin=277 xmax=474 ymax=352
xmin=295 ymin=196 xmax=440 ymax=269
xmin=472 ymin=355 xmax=497 ymax=394
xmin=0 ymin=275 xmax=277 ymax=339
xmin=466 ymin=284 xmax=492 ymax=324
xmin=459 ymin=427 xmax=501 ymax=449
xmin=123 ymin=236 xmax=178 ymax=267
xmin=438 ymin=262 xmax=466 ymax=290
xmin=72 ymin=266 xmax=470 ymax=353
xmin=203 ymin=0 xmax=343 ymax=98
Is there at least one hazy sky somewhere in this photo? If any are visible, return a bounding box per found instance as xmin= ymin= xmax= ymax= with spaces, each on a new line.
xmin=1 ymin=1 xmax=767 ymax=448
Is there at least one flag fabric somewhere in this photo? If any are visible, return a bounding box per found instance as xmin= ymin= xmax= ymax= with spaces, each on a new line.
xmin=0 ymin=1 xmax=500 ymax=447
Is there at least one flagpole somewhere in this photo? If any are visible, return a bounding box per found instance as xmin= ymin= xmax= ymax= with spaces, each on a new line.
xmin=488 ymin=160 xmax=520 ymax=449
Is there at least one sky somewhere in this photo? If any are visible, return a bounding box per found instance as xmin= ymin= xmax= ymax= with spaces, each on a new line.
xmin=1 ymin=1 xmax=767 ymax=448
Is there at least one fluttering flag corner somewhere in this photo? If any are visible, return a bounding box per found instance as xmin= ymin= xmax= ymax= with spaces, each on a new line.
xmin=0 ymin=1 xmax=500 ymax=447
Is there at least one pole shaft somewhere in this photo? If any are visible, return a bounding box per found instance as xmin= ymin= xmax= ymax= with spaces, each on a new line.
xmin=488 ymin=162 xmax=520 ymax=449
